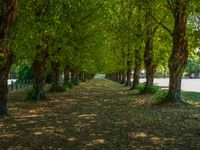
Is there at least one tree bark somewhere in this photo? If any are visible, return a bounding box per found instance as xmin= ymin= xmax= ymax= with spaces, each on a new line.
xmin=79 ymin=71 xmax=84 ymax=81
xmin=126 ymin=68 xmax=132 ymax=86
xmin=0 ymin=0 xmax=19 ymax=115
xmin=163 ymin=66 xmax=167 ymax=78
xmin=132 ymin=63 xmax=141 ymax=89
xmin=75 ymin=71 xmax=79 ymax=81
xmin=71 ymin=70 xmax=76 ymax=84
xmin=64 ymin=65 xmax=70 ymax=85
xmin=0 ymin=58 xmax=12 ymax=115
xmin=132 ymin=3 xmax=142 ymax=89
xmin=118 ymin=72 xmax=122 ymax=83
xmin=50 ymin=61 xmax=60 ymax=92
xmin=121 ymin=71 xmax=126 ymax=84
xmin=32 ymin=47 xmax=49 ymax=100
xmin=145 ymin=64 xmax=157 ymax=87
xmin=166 ymin=1 xmax=188 ymax=103
xmin=144 ymin=6 xmax=157 ymax=91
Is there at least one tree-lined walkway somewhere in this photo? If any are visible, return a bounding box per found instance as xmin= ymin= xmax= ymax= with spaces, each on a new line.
xmin=0 ymin=79 xmax=199 ymax=149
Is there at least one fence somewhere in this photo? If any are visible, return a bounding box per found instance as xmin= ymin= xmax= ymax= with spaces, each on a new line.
xmin=8 ymin=80 xmax=33 ymax=91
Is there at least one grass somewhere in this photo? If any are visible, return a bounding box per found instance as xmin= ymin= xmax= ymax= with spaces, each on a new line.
xmin=182 ymin=91 xmax=200 ymax=105
xmin=0 ymin=79 xmax=199 ymax=149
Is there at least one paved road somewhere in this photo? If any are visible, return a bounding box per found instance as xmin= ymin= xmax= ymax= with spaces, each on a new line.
xmin=140 ymin=78 xmax=200 ymax=92
xmin=7 ymin=78 xmax=200 ymax=92
xmin=7 ymin=79 xmax=17 ymax=85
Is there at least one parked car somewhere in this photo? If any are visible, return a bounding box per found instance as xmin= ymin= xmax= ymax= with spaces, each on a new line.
xmin=190 ymin=73 xmax=200 ymax=78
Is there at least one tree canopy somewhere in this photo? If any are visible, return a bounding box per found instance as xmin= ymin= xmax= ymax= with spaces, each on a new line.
xmin=0 ymin=0 xmax=200 ymax=115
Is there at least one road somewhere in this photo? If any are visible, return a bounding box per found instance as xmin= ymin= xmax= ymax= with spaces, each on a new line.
xmin=140 ymin=78 xmax=200 ymax=92
xmin=7 ymin=78 xmax=200 ymax=92
xmin=7 ymin=79 xmax=17 ymax=85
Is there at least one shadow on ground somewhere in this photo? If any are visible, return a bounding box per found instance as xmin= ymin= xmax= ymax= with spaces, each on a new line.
xmin=0 ymin=79 xmax=199 ymax=149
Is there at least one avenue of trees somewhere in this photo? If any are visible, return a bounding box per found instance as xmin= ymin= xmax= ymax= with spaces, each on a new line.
xmin=0 ymin=0 xmax=200 ymax=115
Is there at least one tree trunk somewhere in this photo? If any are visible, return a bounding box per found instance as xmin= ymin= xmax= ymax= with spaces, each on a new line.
xmin=0 ymin=0 xmax=19 ymax=115
xmin=79 ymin=72 xmax=84 ymax=81
xmin=0 ymin=61 xmax=12 ymax=115
xmin=50 ymin=61 xmax=60 ymax=92
xmin=163 ymin=66 xmax=167 ymax=78
xmin=132 ymin=63 xmax=141 ymax=89
xmin=144 ymin=6 xmax=157 ymax=91
xmin=71 ymin=70 xmax=76 ymax=84
xmin=126 ymin=68 xmax=132 ymax=86
xmin=119 ymin=72 xmax=122 ymax=83
xmin=166 ymin=1 xmax=188 ymax=103
xmin=132 ymin=3 xmax=142 ymax=89
xmin=121 ymin=72 xmax=126 ymax=84
xmin=75 ymin=71 xmax=79 ymax=81
xmin=32 ymin=48 xmax=49 ymax=100
xmin=145 ymin=65 xmax=157 ymax=87
xmin=64 ymin=65 xmax=70 ymax=85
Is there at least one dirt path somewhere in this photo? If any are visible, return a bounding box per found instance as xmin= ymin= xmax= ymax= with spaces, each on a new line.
xmin=0 ymin=79 xmax=199 ymax=149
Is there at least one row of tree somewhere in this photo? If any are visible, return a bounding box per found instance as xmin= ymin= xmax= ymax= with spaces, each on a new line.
xmin=104 ymin=0 xmax=200 ymax=103
xmin=0 ymin=0 xmax=200 ymax=115
xmin=0 ymin=0 xmax=106 ymax=115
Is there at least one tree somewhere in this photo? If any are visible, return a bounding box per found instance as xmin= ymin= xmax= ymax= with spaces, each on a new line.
xmin=166 ymin=0 xmax=189 ymax=103
xmin=132 ymin=0 xmax=144 ymax=89
xmin=0 ymin=0 xmax=19 ymax=115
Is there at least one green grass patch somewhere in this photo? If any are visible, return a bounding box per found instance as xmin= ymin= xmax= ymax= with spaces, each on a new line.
xmin=182 ymin=92 xmax=200 ymax=101
xmin=136 ymin=84 xmax=160 ymax=94
xmin=153 ymin=90 xmax=168 ymax=104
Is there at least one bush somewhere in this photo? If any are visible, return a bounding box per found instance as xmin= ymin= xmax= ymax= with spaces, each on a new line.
xmin=136 ymin=84 xmax=145 ymax=93
xmin=59 ymin=84 xmax=69 ymax=92
xmin=136 ymin=84 xmax=160 ymax=94
xmin=17 ymin=65 xmax=33 ymax=81
xmin=153 ymin=91 xmax=168 ymax=104
xmin=81 ymin=79 xmax=86 ymax=82
xmin=26 ymin=88 xmax=37 ymax=100
xmin=145 ymin=86 xmax=160 ymax=94
xmin=73 ymin=80 xmax=81 ymax=86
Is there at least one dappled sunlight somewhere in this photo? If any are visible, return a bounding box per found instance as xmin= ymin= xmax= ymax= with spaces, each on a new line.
xmin=33 ymin=131 xmax=43 ymax=136
xmin=92 ymin=138 xmax=107 ymax=144
xmin=0 ymin=79 xmax=199 ymax=149
xmin=150 ymin=137 xmax=162 ymax=144
xmin=113 ymin=121 xmax=128 ymax=125
xmin=66 ymin=136 xmax=78 ymax=142
xmin=0 ymin=134 xmax=18 ymax=138
xmin=78 ymin=114 xmax=97 ymax=119
xmin=129 ymin=131 xmax=148 ymax=138
xmin=19 ymin=114 xmax=43 ymax=118
xmin=186 ymin=100 xmax=200 ymax=106
xmin=74 ymin=122 xmax=91 ymax=129
xmin=132 ymin=99 xmax=146 ymax=105
xmin=0 ymin=123 xmax=4 ymax=128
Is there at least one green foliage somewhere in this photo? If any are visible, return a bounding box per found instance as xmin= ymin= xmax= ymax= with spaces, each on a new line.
xmin=185 ymin=58 xmax=200 ymax=75
xmin=153 ymin=91 xmax=168 ymax=104
xmin=136 ymin=84 xmax=160 ymax=94
xmin=63 ymin=83 xmax=73 ymax=89
xmin=59 ymin=84 xmax=69 ymax=92
xmin=145 ymin=86 xmax=160 ymax=94
xmin=17 ymin=65 xmax=33 ymax=81
xmin=135 ymin=84 xmax=145 ymax=93
xmin=73 ymin=80 xmax=81 ymax=86
xmin=45 ymin=72 xmax=52 ymax=84
xmin=25 ymin=88 xmax=37 ymax=100
xmin=81 ymin=79 xmax=87 ymax=82
xmin=182 ymin=92 xmax=200 ymax=101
